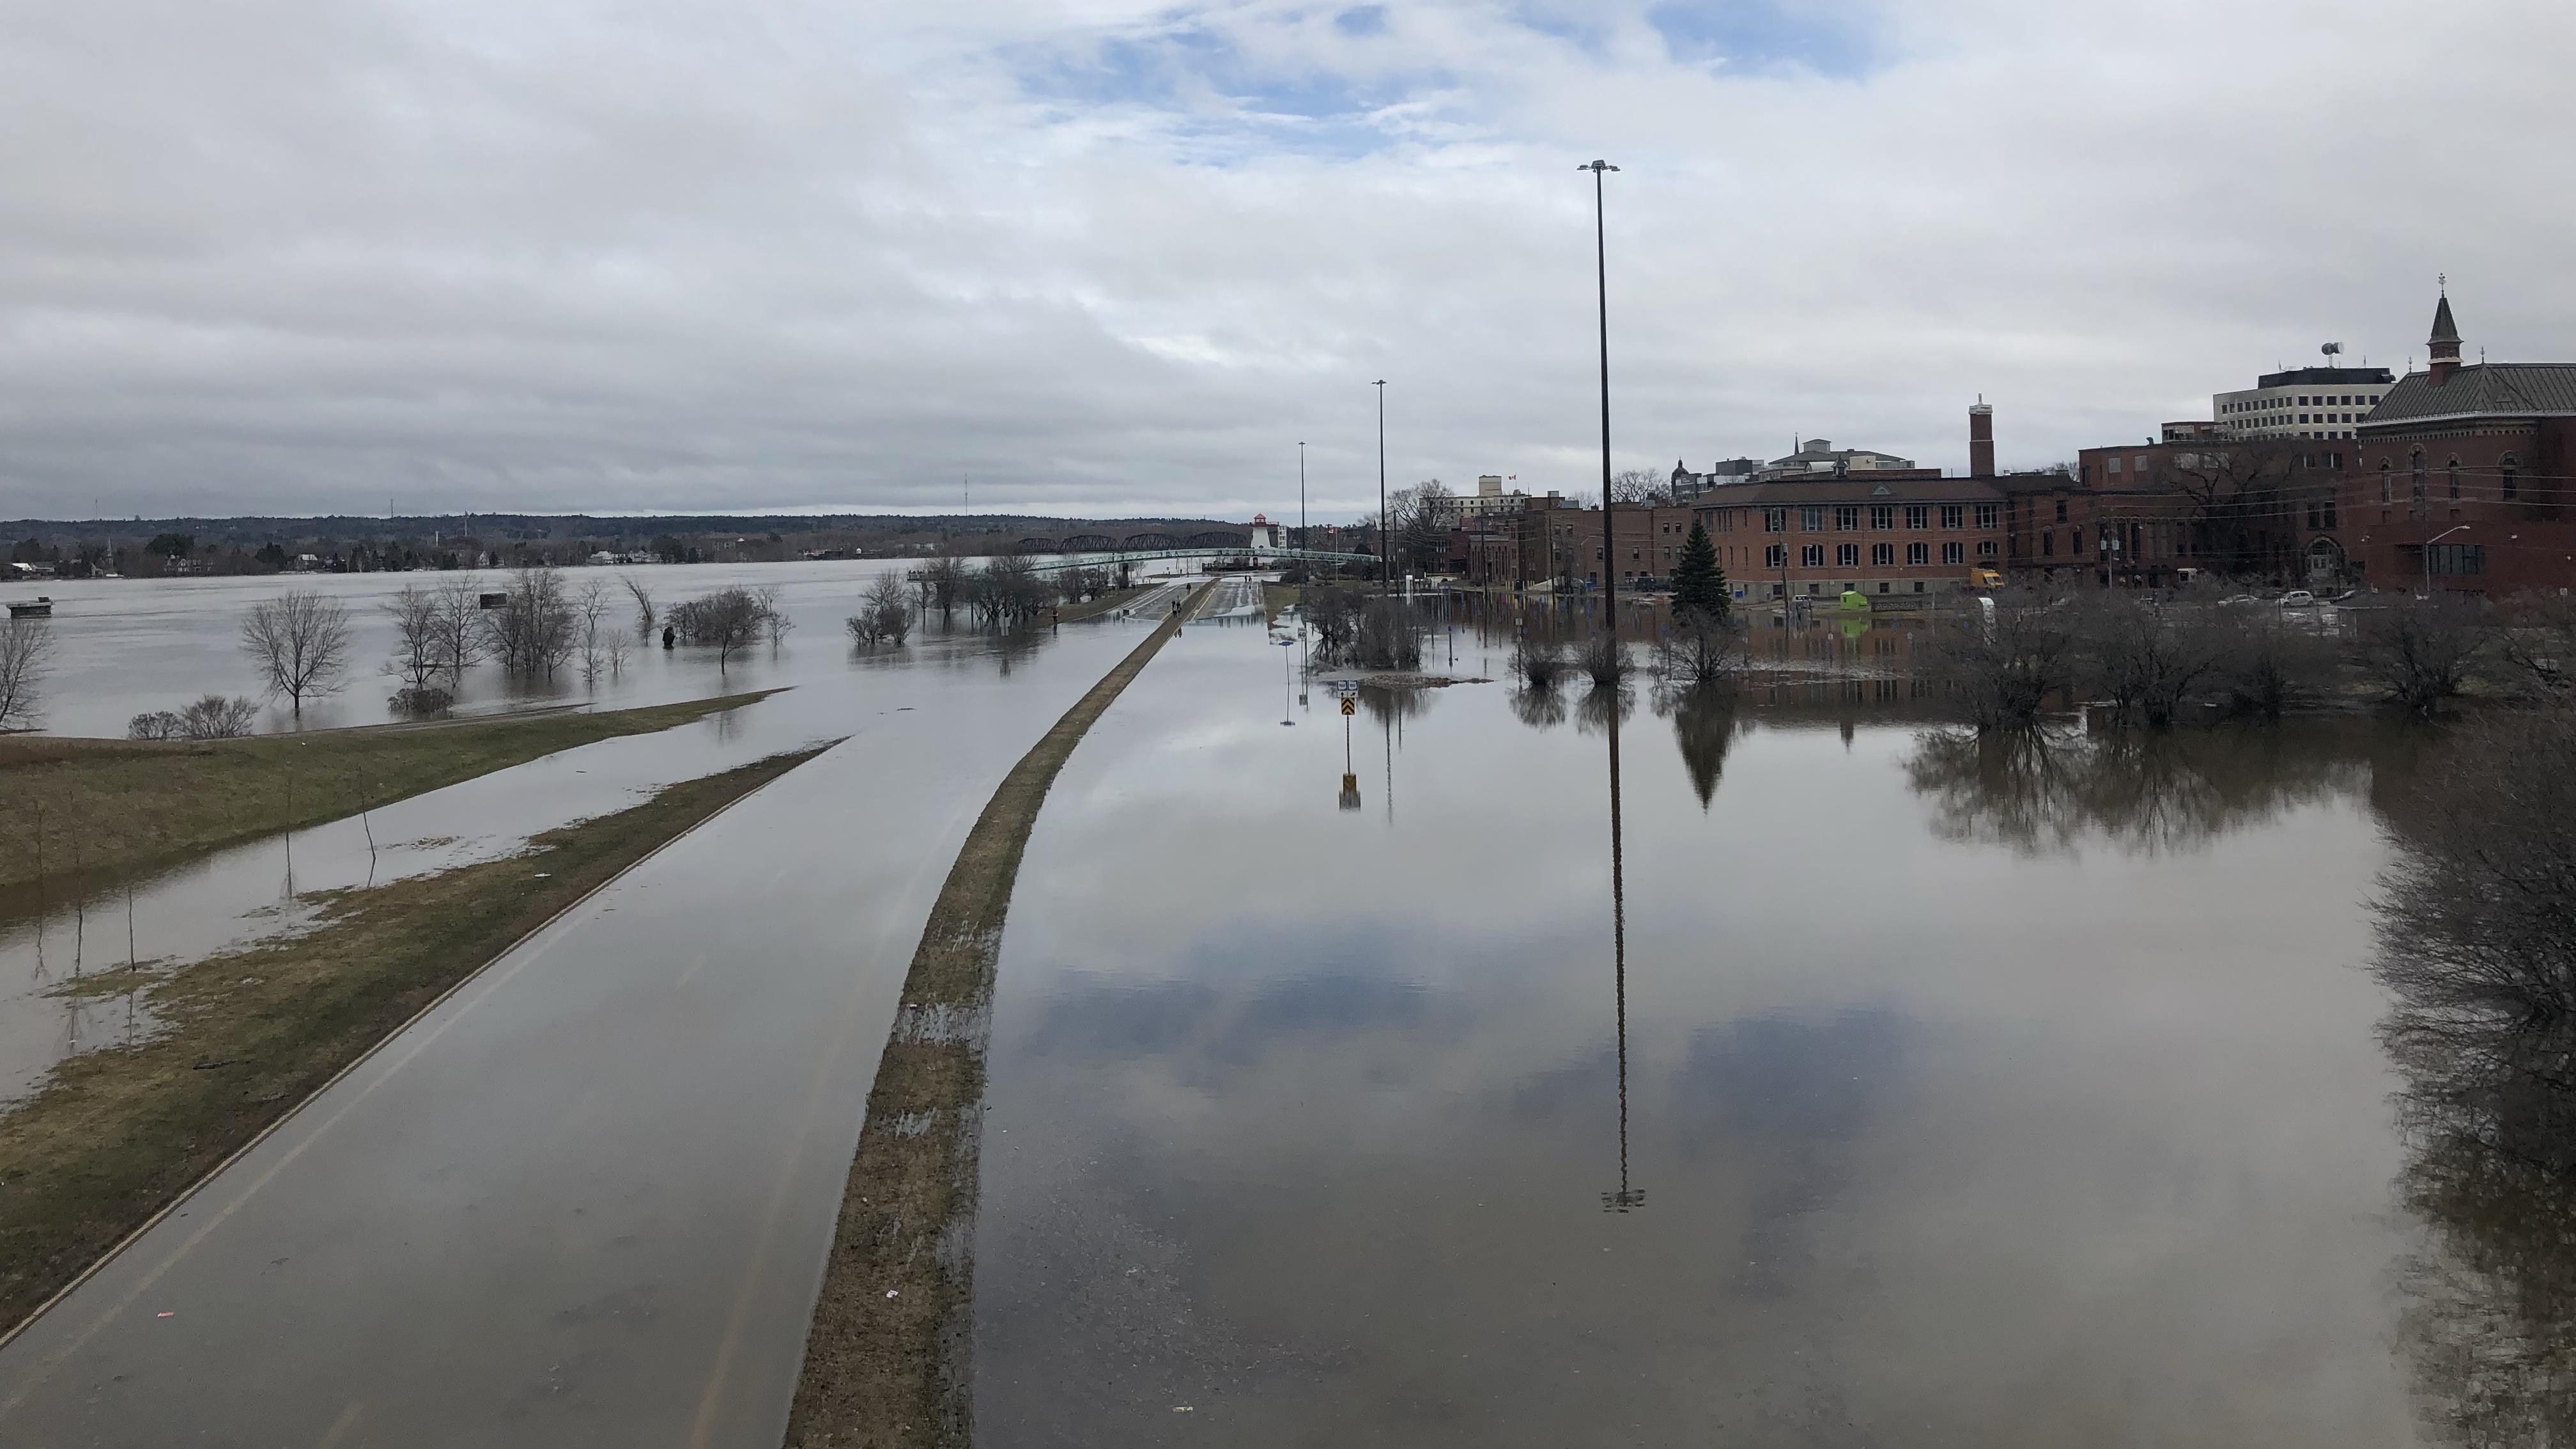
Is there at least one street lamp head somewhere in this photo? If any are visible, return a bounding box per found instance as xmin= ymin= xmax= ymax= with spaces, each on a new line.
xmin=1578 ymin=160 xmax=1619 ymax=173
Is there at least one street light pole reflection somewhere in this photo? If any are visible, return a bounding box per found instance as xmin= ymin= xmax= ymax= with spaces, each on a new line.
xmin=1601 ymin=694 xmax=1642 ymax=1213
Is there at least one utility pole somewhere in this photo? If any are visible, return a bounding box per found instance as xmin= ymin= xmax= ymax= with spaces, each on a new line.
xmin=1375 ymin=382 xmax=1390 ymax=595
xmin=1582 ymin=159 xmax=1619 ymax=633
xmin=1299 ymin=441 xmax=1307 ymax=555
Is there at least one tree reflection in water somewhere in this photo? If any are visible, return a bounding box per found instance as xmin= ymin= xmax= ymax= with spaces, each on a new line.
xmin=1903 ymin=723 xmax=2371 ymax=857
xmin=1573 ymin=680 xmax=1635 ymax=736
xmin=1656 ymin=684 xmax=1743 ymax=810
xmin=1509 ymin=685 xmax=1568 ymax=731
xmin=2375 ymin=706 xmax=2576 ymax=1442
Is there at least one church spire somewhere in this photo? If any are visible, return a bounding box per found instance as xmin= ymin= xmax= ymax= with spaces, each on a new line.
xmin=2428 ymin=276 xmax=2463 ymax=386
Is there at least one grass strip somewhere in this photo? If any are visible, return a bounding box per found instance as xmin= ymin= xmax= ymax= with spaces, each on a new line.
xmin=0 ymin=743 xmax=829 ymax=1336
xmin=0 ymin=690 xmax=782 ymax=896
xmin=783 ymin=583 xmax=1209 ymax=1449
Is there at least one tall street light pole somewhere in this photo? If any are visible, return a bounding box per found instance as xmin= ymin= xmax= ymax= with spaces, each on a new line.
xmin=1375 ymin=380 xmax=1390 ymax=596
xmin=1582 ymin=159 xmax=1619 ymax=633
xmin=1298 ymin=441 xmax=1307 ymax=554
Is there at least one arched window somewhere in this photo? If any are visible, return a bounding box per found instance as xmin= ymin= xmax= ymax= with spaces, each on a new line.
xmin=2410 ymin=451 xmax=2426 ymax=502
xmin=2502 ymin=454 xmax=2520 ymax=502
xmin=2379 ymin=460 xmax=2393 ymax=503
xmin=2447 ymin=456 xmax=2461 ymax=500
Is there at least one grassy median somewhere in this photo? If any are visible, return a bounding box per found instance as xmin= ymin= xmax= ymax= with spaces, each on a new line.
xmin=0 ymin=744 xmax=828 ymax=1336
xmin=0 ymin=690 xmax=782 ymax=895
xmin=784 ymin=584 xmax=1207 ymax=1449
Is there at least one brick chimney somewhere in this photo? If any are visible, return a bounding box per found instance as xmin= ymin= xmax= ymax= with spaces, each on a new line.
xmin=2427 ymin=285 xmax=2463 ymax=387
xmin=1968 ymin=399 xmax=1995 ymax=477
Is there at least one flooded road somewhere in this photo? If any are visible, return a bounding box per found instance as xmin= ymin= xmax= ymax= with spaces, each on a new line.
xmin=969 ymin=617 xmax=2428 ymax=1445
xmin=0 ymin=607 xmax=1171 ymax=1446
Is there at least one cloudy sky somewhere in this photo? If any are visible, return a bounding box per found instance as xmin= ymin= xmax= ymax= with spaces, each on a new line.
xmin=1 ymin=0 xmax=2566 ymax=522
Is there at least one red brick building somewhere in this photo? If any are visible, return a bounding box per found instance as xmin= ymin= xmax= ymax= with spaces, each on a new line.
xmin=2329 ymin=291 xmax=2576 ymax=595
xmin=1692 ymin=476 xmax=2007 ymax=602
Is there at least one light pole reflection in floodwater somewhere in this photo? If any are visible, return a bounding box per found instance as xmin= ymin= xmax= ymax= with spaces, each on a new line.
xmin=1601 ymin=692 xmax=1642 ymax=1213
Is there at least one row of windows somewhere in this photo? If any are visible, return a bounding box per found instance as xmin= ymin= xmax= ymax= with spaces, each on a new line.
xmin=1762 ymin=540 xmax=1987 ymax=568
xmin=2379 ymin=453 xmax=2522 ymax=504
xmin=2225 ymin=392 xmax=2382 ymax=414
xmin=1750 ymin=502 xmax=1997 ymax=532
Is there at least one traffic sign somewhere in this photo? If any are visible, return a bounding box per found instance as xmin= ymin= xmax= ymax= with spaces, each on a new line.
xmin=1340 ymin=697 xmax=1355 ymax=717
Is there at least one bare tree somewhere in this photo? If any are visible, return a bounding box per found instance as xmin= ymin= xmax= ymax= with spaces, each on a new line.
xmin=622 ymin=575 xmax=656 ymax=633
xmin=860 ymin=573 xmax=913 ymax=646
xmin=2212 ymin=609 xmax=2341 ymax=718
xmin=383 ymin=585 xmax=446 ymax=693
xmin=2497 ymin=591 xmax=2576 ymax=698
xmin=2162 ymin=440 xmax=2310 ymax=581
xmin=432 ymin=577 xmax=486 ymax=682
xmin=575 ymin=579 xmax=615 ymax=685
xmin=2356 ymin=593 xmax=2494 ymax=715
xmin=1922 ymin=592 xmax=2075 ymax=731
xmin=482 ymin=567 xmax=577 ymax=676
xmin=1608 ymin=467 xmax=1672 ymax=506
xmin=0 ymin=614 xmax=54 ymax=730
xmin=668 ymin=587 xmax=767 ymax=668
xmin=1580 ymin=630 xmax=1631 ymax=687
xmin=2069 ymin=592 xmax=2225 ymax=728
xmin=1651 ymin=612 xmax=1748 ymax=687
xmin=1511 ymin=633 xmax=1568 ymax=690
xmin=923 ymin=555 xmax=966 ymax=619
xmin=753 ymin=586 xmax=794 ymax=646
xmin=240 ymin=590 xmax=353 ymax=717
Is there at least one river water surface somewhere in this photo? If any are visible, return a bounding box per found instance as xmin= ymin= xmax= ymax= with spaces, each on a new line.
xmin=971 ymin=613 xmax=2433 ymax=1446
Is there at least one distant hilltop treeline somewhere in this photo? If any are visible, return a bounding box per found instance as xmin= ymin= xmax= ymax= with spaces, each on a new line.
xmin=0 ymin=512 xmax=1249 ymax=580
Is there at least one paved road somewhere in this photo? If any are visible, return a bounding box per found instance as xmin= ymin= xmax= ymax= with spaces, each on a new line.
xmin=0 ymin=621 xmax=1155 ymax=1447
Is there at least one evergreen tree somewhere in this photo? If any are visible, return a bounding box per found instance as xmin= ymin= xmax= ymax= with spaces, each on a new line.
xmin=1672 ymin=519 xmax=1728 ymax=619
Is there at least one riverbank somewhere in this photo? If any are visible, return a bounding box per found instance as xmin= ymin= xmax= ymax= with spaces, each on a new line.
xmin=783 ymin=583 xmax=1208 ymax=1449
xmin=0 ymin=690 xmax=782 ymax=895
xmin=0 ymin=743 xmax=829 ymax=1337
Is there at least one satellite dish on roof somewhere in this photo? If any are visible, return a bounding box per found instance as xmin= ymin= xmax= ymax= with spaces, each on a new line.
xmin=2322 ymin=343 xmax=2343 ymax=360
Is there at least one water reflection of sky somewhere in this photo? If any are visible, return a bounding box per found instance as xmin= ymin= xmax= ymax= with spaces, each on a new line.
xmin=974 ymin=619 xmax=2421 ymax=1445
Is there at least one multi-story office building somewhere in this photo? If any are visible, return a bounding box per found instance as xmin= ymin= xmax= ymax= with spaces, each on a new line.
xmin=2214 ymin=365 xmax=2395 ymax=441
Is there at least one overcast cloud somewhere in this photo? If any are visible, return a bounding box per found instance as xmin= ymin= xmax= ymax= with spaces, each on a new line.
xmin=0 ymin=0 xmax=2565 ymax=522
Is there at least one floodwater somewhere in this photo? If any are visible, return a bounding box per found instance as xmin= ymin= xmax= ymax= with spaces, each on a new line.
xmin=6 ymin=556 xmax=1072 ymax=739
xmin=0 ymin=588 xmax=1189 ymax=1445
xmin=970 ymin=614 xmax=2444 ymax=1445
xmin=0 ymin=560 xmax=1195 ymax=1098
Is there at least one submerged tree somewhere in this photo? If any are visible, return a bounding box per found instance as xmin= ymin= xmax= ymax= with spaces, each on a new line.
xmin=0 ymin=614 xmax=55 ymax=730
xmin=240 ymin=589 xmax=352 ymax=717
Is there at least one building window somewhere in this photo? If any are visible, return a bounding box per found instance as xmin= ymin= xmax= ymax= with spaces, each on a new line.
xmin=1904 ymin=504 xmax=1929 ymax=529
xmin=2424 ymin=543 xmax=2487 ymax=577
xmin=2411 ymin=450 xmax=2426 ymax=504
xmin=2448 ymin=457 xmax=2460 ymax=500
xmin=1870 ymin=542 xmax=1893 ymax=566
xmin=1764 ymin=543 xmax=1785 ymax=569
xmin=1800 ymin=506 xmax=1824 ymax=532
xmin=1764 ymin=508 xmax=1785 ymax=532
xmin=2503 ymin=455 xmax=2520 ymax=500
xmin=1800 ymin=543 xmax=1823 ymax=567
xmin=1976 ymin=539 xmax=1998 ymax=559
xmin=1836 ymin=542 xmax=1860 ymax=568
xmin=2071 ymin=527 xmax=2085 ymax=555
xmin=1835 ymin=505 xmax=1859 ymax=531
xmin=1973 ymin=503 xmax=1997 ymax=529
xmin=2042 ymin=532 xmax=2055 ymax=557
xmin=1870 ymin=504 xmax=1893 ymax=529
xmin=2379 ymin=461 xmax=2393 ymax=504
xmin=1940 ymin=504 xmax=1964 ymax=529
xmin=2106 ymin=456 xmax=2122 ymax=474
xmin=1940 ymin=541 xmax=1963 ymax=565
xmin=2053 ymin=499 xmax=2068 ymax=523
xmin=1906 ymin=541 xmax=1928 ymax=566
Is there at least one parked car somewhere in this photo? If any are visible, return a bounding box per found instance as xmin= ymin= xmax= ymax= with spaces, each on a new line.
xmin=2278 ymin=589 xmax=2317 ymax=607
